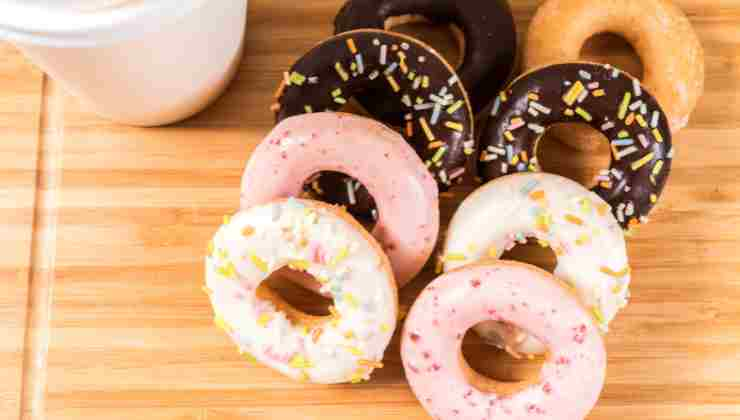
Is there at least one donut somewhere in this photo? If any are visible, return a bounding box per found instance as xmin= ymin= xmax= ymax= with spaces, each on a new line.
xmin=333 ymin=0 xmax=518 ymax=118
xmin=273 ymin=29 xmax=474 ymax=217
xmin=205 ymin=198 xmax=398 ymax=384
xmin=478 ymin=62 xmax=673 ymax=230
xmin=442 ymin=173 xmax=630 ymax=355
xmin=241 ymin=112 xmax=439 ymax=288
xmin=402 ymin=261 xmax=606 ymax=420
xmin=524 ymin=0 xmax=704 ymax=151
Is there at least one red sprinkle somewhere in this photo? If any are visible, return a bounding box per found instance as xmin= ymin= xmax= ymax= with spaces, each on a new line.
xmin=409 ymin=332 xmax=421 ymax=342
xmin=555 ymin=356 xmax=571 ymax=366
xmin=471 ymin=279 xmax=481 ymax=288
xmin=543 ymin=382 xmax=553 ymax=394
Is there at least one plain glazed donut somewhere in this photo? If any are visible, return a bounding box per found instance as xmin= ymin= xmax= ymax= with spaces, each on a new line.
xmin=525 ymin=0 xmax=704 ymax=151
xmin=206 ymin=199 xmax=398 ymax=384
xmin=274 ymin=29 xmax=474 ymax=218
xmin=241 ymin=112 xmax=439 ymax=288
xmin=478 ymin=62 xmax=673 ymax=230
xmin=402 ymin=261 xmax=606 ymax=420
xmin=334 ymin=0 xmax=518 ymax=117
xmin=443 ymin=173 xmax=630 ymax=355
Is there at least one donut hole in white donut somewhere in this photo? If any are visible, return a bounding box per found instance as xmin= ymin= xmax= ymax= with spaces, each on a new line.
xmin=259 ymin=266 xmax=333 ymax=318
xmin=459 ymin=326 xmax=545 ymax=395
xmin=535 ymin=129 xmax=612 ymax=188
xmin=301 ymin=172 xmax=379 ymax=232
xmin=384 ymin=15 xmax=463 ymax=70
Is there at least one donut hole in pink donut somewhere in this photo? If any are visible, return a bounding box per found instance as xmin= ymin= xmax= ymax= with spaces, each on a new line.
xmin=459 ymin=326 xmax=546 ymax=395
xmin=301 ymin=171 xmax=379 ymax=232
xmin=257 ymin=266 xmax=333 ymax=321
xmin=384 ymin=15 xmax=463 ymax=70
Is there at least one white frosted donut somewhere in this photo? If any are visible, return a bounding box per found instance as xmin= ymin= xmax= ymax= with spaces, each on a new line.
xmin=443 ymin=173 xmax=630 ymax=354
xmin=205 ymin=198 xmax=398 ymax=384
xmin=402 ymin=261 xmax=606 ymax=420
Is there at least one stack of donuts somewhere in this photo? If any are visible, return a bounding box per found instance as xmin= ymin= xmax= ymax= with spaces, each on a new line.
xmin=204 ymin=0 xmax=704 ymax=418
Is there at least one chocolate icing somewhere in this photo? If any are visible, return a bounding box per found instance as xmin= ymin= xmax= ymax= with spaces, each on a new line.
xmin=334 ymin=0 xmax=517 ymax=122
xmin=478 ymin=62 xmax=673 ymax=230
xmin=275 ymin=30 xmax=475 ymax=216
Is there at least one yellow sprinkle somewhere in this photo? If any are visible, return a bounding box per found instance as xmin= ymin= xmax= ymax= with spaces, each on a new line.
xmin=249 ymin=253 xmax=269 ymax=273
xmin=653 ymin=160 xmax=664 ymax=176
xmin=350 ymin=371 xmax=365 ymax=384
xmin=428 ymin=141 xmax=444 ymax=149
xmin=346 ymin=38 xmax=357 ymax=54
xmin=466 ymin=243 xmax=478 ymax=253
xmin=487 ymin=246 xmax=498 ymax=258
xmin=443 ymin=253 xmax=467 ymax=262
xmin=618 ymin=130 xmax=629 ymax=138
xmin=330 ymin=246 xmax=350 ymax=267
xmin=529 ymin=190 xmax=546 ymax=201
xmin=537 ymin=239 xmax=549 ymax=248
xmin=289 ymin=71 xmax=306 ymax=86
xmin=299 ymin=370 xmax=311 ymax=382
xmin=242 ymin=225 xmax=255 ymax=237
xmin=445 ymin=121 xmax=464 ymax=132
xmin=565 ymin=214 xmax=584 ymax=225
xmin=650 ymin=193 xmax=658 ymax=203
xmin=241 ymin=351 xmax=258 ymax=364
xmin=431 ymin=146 xmax=447 ymax=163
xmin=289 ymin=354 xmax=313 ymax=369
xmin=214 ymin=315 xmax=233 ymax=333
xmin=562 ymin=81 xmax=585 ymax=106
xmin=380 ymin=323 xmax=391 ymax=333
xmin=600 ymin=266 xmax=631 ymax=278
xmin=592 ymin=307 xmax=606 ymax=324
xmin=579 ymin=198 xmax=593 ymax=214
xmin=612 ymin=283 xmax=625 ymax=294
xmin=344 ymin=293 xmax=359 ymax=309
xmin=652 ymin=128 xmax=664 ymax=143
xmin=618 ymin=92 xmax=632 ymax=120
xmin=344 ymin=330 xmax=356 ymax=340
xmin=564 ymin=108 xmax=575 ymax=116
xmin=207 ymin=240 xmax=215 ymax=257
xmin=312 ymin=328 xmax=324 ymax=343
xmin=635 ymin=114 xmax=648 ymax=127
xmin=345 ymin=346 xmax=363 ymax=356
xmin=504 ymin=131 xmax=514 ymax=141
xmin=575 ymin=234 xmax=591 ymax=246
xmin=499 ymin=91 xmax=508 ymax=102
xmin=447 ymin=100 xmax=464 ymax=114
xmin=301 ymin=325 xmax=310 ymax=336
xmin=536 ymin=213 xmax=551 ymax=232
xmin=288 ymin=259 xmax=310 ymax=271
xmin=386 ymin=75 xmax=401 ymax=92
xmin=216 ymin=261 xmax=237 ymax=279
xmin=510 ymin=117 xmax=524 ymax=127
xmin=422 ymin=76 xmax=430 ymax=89
xmin=528 ymin=92 xmax=540 ymax=101
xmin=593 ymin=89 xmax=606 ymax=97
xmin=202 ymin=285 xmax=213 ymax=296
xmin=335 ymin=62 xmax=349 ymax=81
xmin=575 ymin=107 xmax=592 ymax=121
xmin=597 ymin=203 xmax=610 ymax=216
xmin=419 ymin=117 xmax=435 ymax=141
xmin=316 ymin=275 xmax=329 ymax=284
xmin=223 ymin=215 xmax=231 ymax=225
xmin=625 ymin=112 xmax=635 ymax=126
xmin=257 ymin=313 xmax=273 ymax=327
xmin=359 ymin=359 xmax=384 ymax=369
xmin=631 ymin=152 xmax=655 ymax=171
xmin=511 ymin=155 xmax=520 ymax=165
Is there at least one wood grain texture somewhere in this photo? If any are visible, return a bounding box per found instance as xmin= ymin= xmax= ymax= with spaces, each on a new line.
xmin=3 ymin=0 xmax=737 ymax=419
xmin=0 ymin=43 xmax=44 ymax=420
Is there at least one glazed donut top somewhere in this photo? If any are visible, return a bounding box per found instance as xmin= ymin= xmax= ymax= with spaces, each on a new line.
xmin=479 ymin=62 xmax=673 ymax=230
xmin=334 ymin=0 xmax=518 ymax=116
xmin=274 ymin=29 xmax=475 ymax=188
xmin=206 ymin=198 xmax=398 ymax=384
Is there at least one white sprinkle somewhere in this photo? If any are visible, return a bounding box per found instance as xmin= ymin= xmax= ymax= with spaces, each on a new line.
xmin=617 ymin=203 xmax=626 ymax=223
xmin=354 ymin=181 xmax=361 ymax=191
xmin=601 ymin=121 xmax=616 ymax=131
xmin=439 ymin=169 xmax=449 ymax=185
xmin=464 ymin=140 xmax=475 ymax=149
xmin=449 ymin=167 xmax=466 ymax=180
xmin=650 ymin=111 xmax=660 ymax=128
xmin=355 ymin=54 xmax=365 ymax=74
xmin=637 ymin=134 xmax=649 ymax=148
xmin=368 ymin=70 xmax=380 ymax=80
xmin=439 ymin=86 xmax=448 ymax=97
xmin=345 ymin=179 xmax=357 ymax=205
xmin=448 ymin=75 xmax=459 ymax=86
xmin=667 ymin=147 xmax=675 ymax=159
xmin=616 ymin=145 xmax=639 ymax=159
xmin=629 ymin=100 xmax=643 ymax=111
xmin=405 ymin=113 xmax=413 ymax=121
xmin=430 ymin=104 xmax=442 ymax=125
xmin=506 ymin=145 xmax=513 ymax=162
xmin=430 ymin=94 xmax=452 ymax=105
xmin=579 ymin=70 xmax=592 ymax=80
xmin=481 ymin=152 xmax=498 ymax=162
xmin=564 ymin=80 xmax=572 ymax=86
xmin=418 ymin=56 xmax=426 ymax=63
xmin=373 ymin=38 xmax=380 ymax=46
xmin=308 ymin=76 xmax=319 ymax=84
xmin=412 ymin=76 xmax=422 ymax=90
xmin=610 ymin=168 xmax=624 ymax=180
xmin=380 ymin=45 xmax=388 ymax=65
xmin=401 ymin=95 xmax=412 ymax=107
xmin=488 ymin=145 xmax=506 ymax=155
xmin=625 ymin=201 xmax=635 ymax=216
xmin=384 ymin=62 xmax=398 ymax=75
xmin=625 ymin=185 xmax=632 ymax=192
xmin=501 ymin=163 xmax=509 ymax=173
xmin=371 ymin=209 xmax=378 ymax=221
xmin=633 ymin=79 xmax=642 ymax=97
xmin=577 ymin=89 xmax=589 ymax=103
xmin=528 ymin=123 xmax=545 ymax=134
xmin=612 ymin=68 xmax=621 ymax=78
xmin=530 ymin=102 xmax=552 ymax=115
xmin=640 ymin=103 xmax=648 ymax=115
xmin=414 ymin=102 xmax=435 ymax=111
xmin=528 ymin=107 xmax=540 ymax=117
xmin=401 ymin=42 xmax=410 ymax=50
xmin=587 ymin=82 xmax=600 ymax=89
xmin=595 ymin=174 xmax=610 ymax=182
xmin=491 ymin=97 xmax=502 ymax=116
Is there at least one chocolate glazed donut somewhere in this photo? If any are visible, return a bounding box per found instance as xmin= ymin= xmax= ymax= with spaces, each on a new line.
xmin=334 ymin=0 xmax=518 ymax=121
xmin=478 ymin=62 xmax=673 ymax=230
xmin=274 ymin=30 xmax=475 ymax=218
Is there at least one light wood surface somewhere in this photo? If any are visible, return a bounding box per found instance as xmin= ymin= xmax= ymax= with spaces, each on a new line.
xmin=4 ymin=0 xmax=740 ymax=419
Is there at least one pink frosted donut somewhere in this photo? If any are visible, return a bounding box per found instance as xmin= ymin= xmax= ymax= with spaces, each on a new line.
xmin=402 ymin=261 xmax=606 ymax=420
xmin=241 ymin=112 xmax=439 ymax=288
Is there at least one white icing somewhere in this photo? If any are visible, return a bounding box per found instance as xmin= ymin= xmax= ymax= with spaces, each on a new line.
xmin=443 ymin=173 xmax=630 ymax=354
xmin=205 ymin=198 xmax=397 ymax=384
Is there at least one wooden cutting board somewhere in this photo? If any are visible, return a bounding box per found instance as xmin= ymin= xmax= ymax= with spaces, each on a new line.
xmin=6 ymin=1 xmax=740 ymax=419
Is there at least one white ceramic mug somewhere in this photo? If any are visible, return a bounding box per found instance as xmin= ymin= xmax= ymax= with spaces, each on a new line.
xmin=0 ymin=0 xmax=247 ymax=126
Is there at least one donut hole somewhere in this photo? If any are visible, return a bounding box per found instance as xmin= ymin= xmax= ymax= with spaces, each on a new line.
xmin=258 ymin=266 xmax=333 ymax=320
xmin=460 ymin=327 xmax=545 ymax=395
xmin=500 ymin=237 xmax=558 ymax=272
xmin=536 ymin=129 xmax=612 ymax=188
xmin=302 ymin=172 xmax=379 ymax=232
xmin=580 ymin=32 xmax=644 ymax=80
xmin=384 ymin=15 xmax=463 ymax=69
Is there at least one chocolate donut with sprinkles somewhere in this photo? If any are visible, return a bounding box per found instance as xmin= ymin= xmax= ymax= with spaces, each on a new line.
xmin=478 ymin=62 xmax=673 ymax=230
xmin=334 ymin=0 xmax=518 ymax=119
xmin=273 ymin=29 xmax=475 ymax=216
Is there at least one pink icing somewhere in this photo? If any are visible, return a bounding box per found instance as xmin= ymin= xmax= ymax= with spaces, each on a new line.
xmin=240 ymin=112 xmax=439 ymax=286
xmin=401 ymin=262 xmax=606 ymax=420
